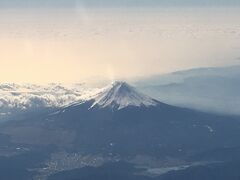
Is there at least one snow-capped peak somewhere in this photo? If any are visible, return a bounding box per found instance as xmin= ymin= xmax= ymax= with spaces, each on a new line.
xmin=90 ymin=81 xmax=158 ymax=110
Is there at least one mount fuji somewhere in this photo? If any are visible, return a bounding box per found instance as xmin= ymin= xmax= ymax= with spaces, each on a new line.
xmin=1 ymin=82 xmax=240 ymax=179
xmin=89 ymin=81 xmax=159 ymax=110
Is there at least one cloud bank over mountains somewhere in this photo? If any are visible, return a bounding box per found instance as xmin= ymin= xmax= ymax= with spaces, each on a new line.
xmin=0 ymin=83 xmax=94 ymax=120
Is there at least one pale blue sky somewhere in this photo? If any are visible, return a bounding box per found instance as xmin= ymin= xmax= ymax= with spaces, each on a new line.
xmin=0 ymin=0 xmax=239 ymax=8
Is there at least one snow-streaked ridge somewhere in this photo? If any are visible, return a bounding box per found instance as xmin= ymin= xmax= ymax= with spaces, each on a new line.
xmin=90 ymin=81 xmax=158 ymax=110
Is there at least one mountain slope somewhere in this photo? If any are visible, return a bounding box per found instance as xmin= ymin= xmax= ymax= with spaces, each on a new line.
xmin=1 ymin=81 xmax=240 ymax=179
xmin=87 ymin=81 xmax=158 ymax=110
xmin=2 ymin=82 xmax=240 ymax=157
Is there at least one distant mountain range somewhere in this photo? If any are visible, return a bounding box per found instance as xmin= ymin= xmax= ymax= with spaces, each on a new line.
xmin=135 ymin=65 xmax=240 ymax=115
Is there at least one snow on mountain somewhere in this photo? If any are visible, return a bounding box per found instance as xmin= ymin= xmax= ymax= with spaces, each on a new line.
xmin=0 ymin=81 xmax=159 ymax=120
xmin=90 ymin=81 xmax=158 ymax=110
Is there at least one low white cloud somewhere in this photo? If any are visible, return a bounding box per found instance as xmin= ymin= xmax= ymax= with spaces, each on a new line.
xmin=0 ymin=83 xmax=98 ymax=119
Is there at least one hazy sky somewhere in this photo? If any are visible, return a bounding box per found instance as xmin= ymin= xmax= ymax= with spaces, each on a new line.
xmin=0 ymin=0 xmax=240 ymax=8
xmin=0 ymin=2 xmax=240 ymax=83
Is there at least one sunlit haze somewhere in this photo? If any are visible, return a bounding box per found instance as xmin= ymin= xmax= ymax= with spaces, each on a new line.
xmin=0 ymin=7 xmax=240 ymax=83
